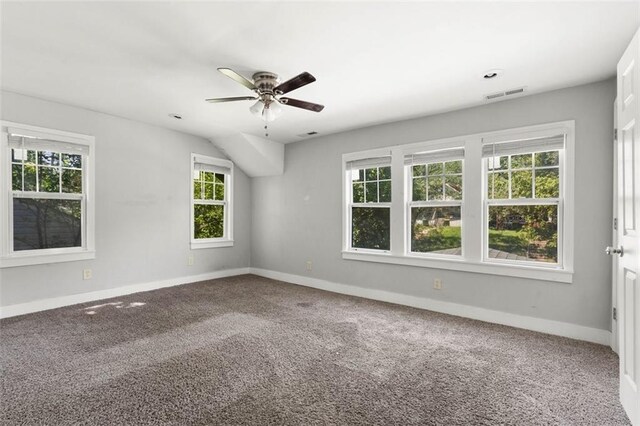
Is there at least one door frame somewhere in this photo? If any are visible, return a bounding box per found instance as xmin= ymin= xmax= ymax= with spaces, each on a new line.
xmin=612 ymin=98 xmax=619 ymax=354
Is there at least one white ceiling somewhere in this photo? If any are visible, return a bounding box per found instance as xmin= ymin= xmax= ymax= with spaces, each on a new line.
xmin=1 ymin=1 xmax=638 ymax=144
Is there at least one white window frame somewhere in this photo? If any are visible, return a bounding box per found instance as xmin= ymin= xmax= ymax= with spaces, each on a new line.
xmin=406 ymin=149 xmax=465 ymax=259
xmin=190 ymin=153 xmax=233 ymax=249
xmin=344 ymin=148 xmax=393 ymax=254
xmin=342 ymin=121 xmax=575 ymax=283
xmin=0 ymin=121 xmax=96 ymax=268
xmin=483 ymin=145 xmax=564 ymax=268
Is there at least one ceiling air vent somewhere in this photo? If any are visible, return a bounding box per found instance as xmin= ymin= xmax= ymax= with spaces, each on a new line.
xmin=486 ymin=92 xmax=505 ymax=100
xmin=484 ymin=87 xmax=526 ymax=101
xmin=297 ymin=131 xmax=319 ymax=138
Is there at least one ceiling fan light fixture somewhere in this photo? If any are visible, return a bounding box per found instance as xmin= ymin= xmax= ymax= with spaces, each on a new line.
xmin=262 ymin=101 xmax=282 ymax=122
xmin=249 ymin=100 xmax=264 ymax=117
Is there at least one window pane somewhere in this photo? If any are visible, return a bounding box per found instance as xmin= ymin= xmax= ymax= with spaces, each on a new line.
xmin=379 ymin=166 xmax=391 ymax=180
xmin=194 ymin=204 xmax=224 ymax=239
xmin=12 ymin=165 xmax=22 ymax=190
xmin=412 ymin=164 xmax=426 ymax=177
xmin=412 ymin=178 xmax=426 ymax=201
xmin=61 ymin=169 xmax=82 ymax=193
xmin=366 ymin=168 xmax=378 ymax=181
xmin=38 ymin=167 xmax=60 ymax=192
xmin=214 ymin=183 xmax=225 ymax=201
xmin=24 ymin=165 xmax=36 ymax=191
xmin=353 ymin=182 xmax=364 ymax=203
xmin=487 ymin=172 xmax=509 ymax=199
xmin=13 ymin=198 xmax=82 ymax=251
xmin=351 ymin=207 xmax=390 ymax=250
xmin=445 ymin=175 xmax=462 ymax=200
xmin=352 ymin=169 xmax=364 ymax=182
xmin=193 ymin=179 xmax=202 ymax=200
xmin=488 ymin=156 xmax=508 ymax=170
xmin=204 ymin=183 xmax=214 ymax=200
xmin=365 ymin=182 xmax=378 ymax=203
xmin=411 ymin=206 xmax=461 ymax=255
xmin=38 ymin=151 xmax=59 ymax=166
xmin=535 ymin=151 xmax=559 ymax=167
xmin=427 ymin=162 xmax=443 ymax=175
xmin=427 ymin=176 xmax=443 ymax=200
xmin=379 ymin=180 xmax=391 ymax=202
xmin=11 ymin=149 xmax=25 ymax=163
xmin=444 ymin=160 xmax=462 ymax=174
xmin=215 ymin=173 xmax=225 ymax=184
xmin=535 ymin=168 xmax=560 ymax=198
xmin=511 ymin=170 xmax=533 ymax=198
xmin=488 ymin=205 xmax=558 ymax=263
xmin=61 ymin=154 xmax=82 ymax=168
xmin=204 ymin=171 xmax=214 ymax=182
xmin=511 ymin=154 xmax=532 ymax=169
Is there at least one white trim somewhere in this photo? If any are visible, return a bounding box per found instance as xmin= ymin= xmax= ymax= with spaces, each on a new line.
xmin=0 ymin=250 xmax=95 ymax=268
xmin=1 ymin=267 xmax=608 ymax=345
xmin=250 ymin=268 xmax=608 ymax=345
xmin=342 ymin=250 xmax=573 ymax=283
xmin=0 ymin=267 xmax=250 ymax=319
xmin=190 ymin=239 xmax=234 ymax=249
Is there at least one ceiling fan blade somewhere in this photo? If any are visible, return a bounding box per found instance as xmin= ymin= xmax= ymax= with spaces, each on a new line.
xmin=274 ymin=72 xmax=316 ymax=95
xmin=217 ymin=68 xmax=256 ymax=91
xmin=205 ymin=96 xmax=257 ymax=103
xmin=279 ymin=97 xmax=324 ymax=112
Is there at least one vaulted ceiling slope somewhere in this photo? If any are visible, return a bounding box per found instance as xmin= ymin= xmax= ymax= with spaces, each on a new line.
xmin=1 ymin=2 xmax=638 ymax=144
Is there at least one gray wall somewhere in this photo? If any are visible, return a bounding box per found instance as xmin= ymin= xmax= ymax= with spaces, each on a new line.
xmin=0 ymin=91 xmax=251 ymax=306
xmin=251 ymin=79 xmax=616 ymax=331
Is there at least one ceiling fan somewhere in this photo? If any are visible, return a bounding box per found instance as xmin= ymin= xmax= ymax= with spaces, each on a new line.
xmin=206 ymin=68 xmax=324 ymax=122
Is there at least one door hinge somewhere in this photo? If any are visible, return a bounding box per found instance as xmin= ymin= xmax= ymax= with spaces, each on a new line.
xmin=613 ymin=307 xmax=617 ymax=321
xmin=614 ymin=218 xmax=618 ymax=230
xmin=614 ymin=128 xmax=618 ymax=142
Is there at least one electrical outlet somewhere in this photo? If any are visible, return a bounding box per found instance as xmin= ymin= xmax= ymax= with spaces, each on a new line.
xmin=188 ymin=255 xmax=194 ymax=266
xmin=83 ymin=269 xmax=92 ymax=280
xmin=306 ymin=261 xmax=312 ymax=272
xmin=433 ymin=278 xmax=442 ymax=290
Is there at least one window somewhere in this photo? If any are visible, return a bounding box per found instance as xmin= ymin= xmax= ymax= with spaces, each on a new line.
xmin=191 ymin=154 xmax=233 ymax=249
xmin=407 ymin=148 xmax=464 ymax=256
xmin=347 ymin=156 xmax=392 ymax=251
xmin=342 ymin=121 xmax=574 ymax=283
xmin=1 ymin=122 xmax=95 ymax=268
xmin=484 ymin=136 xmax=564 ymax=265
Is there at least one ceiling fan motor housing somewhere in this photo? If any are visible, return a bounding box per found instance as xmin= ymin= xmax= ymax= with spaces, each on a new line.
xmin=252 ymin=72 xmax=279 ymax=94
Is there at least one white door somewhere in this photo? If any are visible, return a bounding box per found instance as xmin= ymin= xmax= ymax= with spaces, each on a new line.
xmin=615 ymin=27 xmax=640 ymax=426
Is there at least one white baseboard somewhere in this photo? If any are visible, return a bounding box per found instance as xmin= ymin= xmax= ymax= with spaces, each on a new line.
xmin=1 ymin=267 xmax=612 ymax=347
xmin=250 ymin=268 xmax=612 ymax=346
xmin=0 ymin=267 xmax=251 ymax=319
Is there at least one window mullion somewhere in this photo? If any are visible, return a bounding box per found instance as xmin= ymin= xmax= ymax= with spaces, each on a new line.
xmin=390 ymin=147 xmax=405 ymax=256
xmin=463 ymin=137 xmax=483 ymax=262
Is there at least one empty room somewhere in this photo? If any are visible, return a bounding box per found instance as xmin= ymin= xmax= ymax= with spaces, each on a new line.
xmin=1 ymin=1 xmax=640 ymax=425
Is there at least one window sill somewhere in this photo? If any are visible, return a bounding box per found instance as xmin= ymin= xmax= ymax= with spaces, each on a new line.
xmin=342 ymin=251 xmax=573 ymax=283
xmin=0 ymin=250 xmax=96 ymax=268
xmin=190 ymin=239 xmax=234 ymax=250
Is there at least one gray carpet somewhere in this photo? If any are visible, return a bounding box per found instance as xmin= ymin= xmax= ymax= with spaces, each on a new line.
xmin=0 ymin=274 xmax=630 ymax=425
